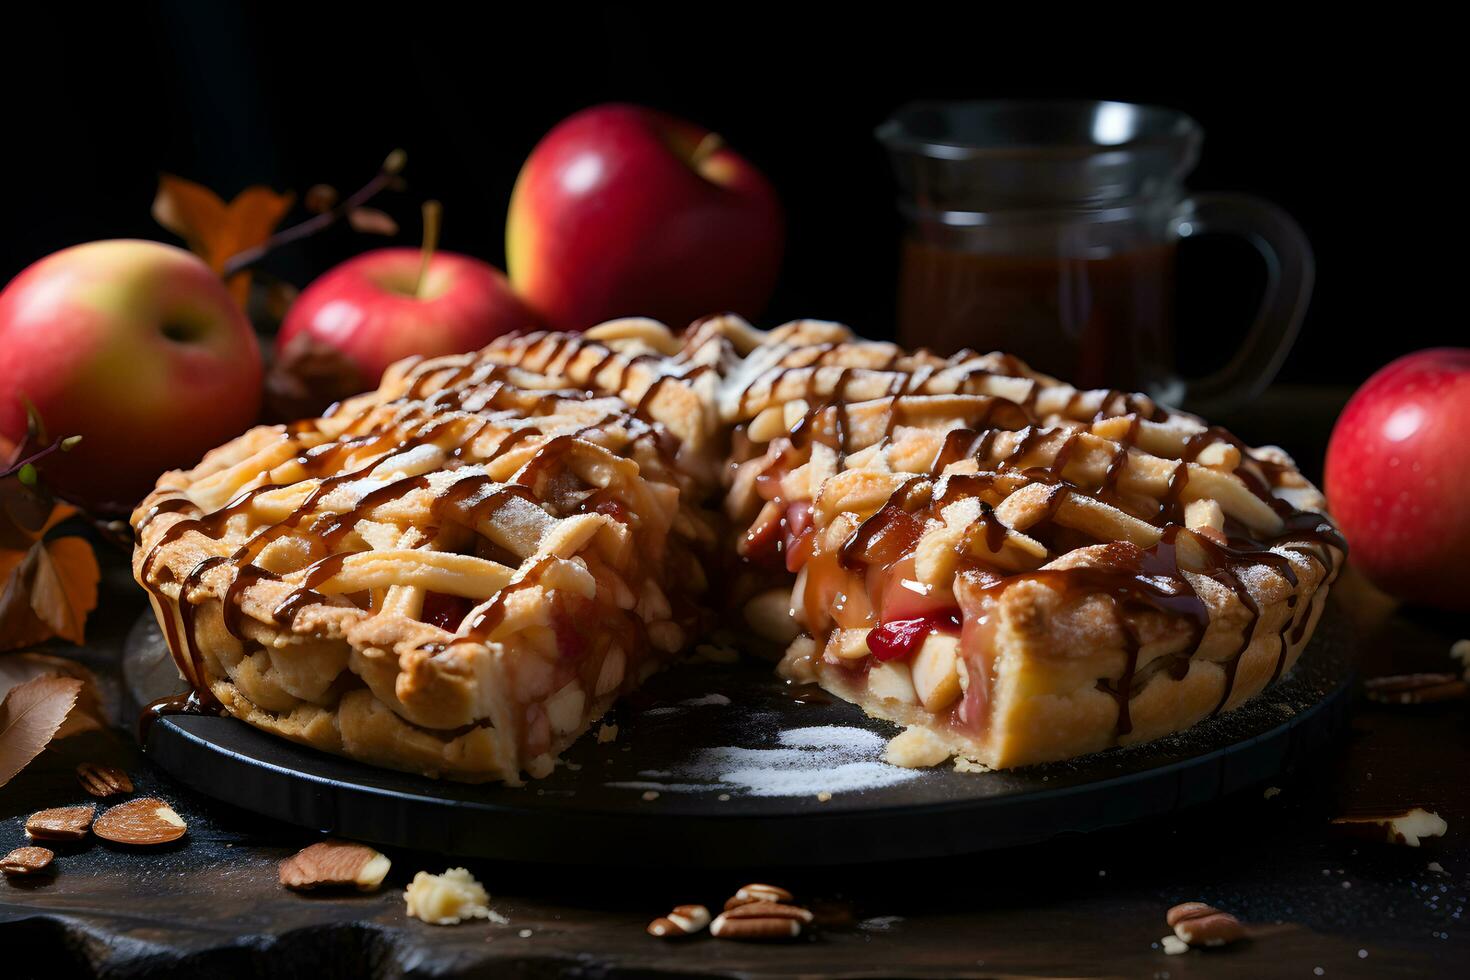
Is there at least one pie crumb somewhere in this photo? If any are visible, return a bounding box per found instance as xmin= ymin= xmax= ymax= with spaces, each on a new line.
xmin=816 ymin=791 xmax=832 ymax=802
xmin=596 ymin=723 xmax=619 ymax=744
xmin=883 ymin=727 xmax=951 ymax=768
xmin=953 ymin=757 xmax=992 ymax=774
xmin=1452 ymin=639 xmax=1470 ymax=678
xmin=404 ymin=868 xmax=494 ymax=925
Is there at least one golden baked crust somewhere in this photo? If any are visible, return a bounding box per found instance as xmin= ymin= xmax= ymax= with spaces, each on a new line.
xmin=132 ymin=316 xmax=1343 ymax=781
xmin=717 ymin=319 xmax=1343 ymax=769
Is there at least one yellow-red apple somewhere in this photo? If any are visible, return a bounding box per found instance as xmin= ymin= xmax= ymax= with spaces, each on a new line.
xmin=270 ymin=248 xmax=538 ymax=418
xmin=0 ymin=239 xmax=262 ymax=509
xmin=507 ymin=104 xmax=784 ymax=331
xmin=1324 ymin=348 xmax=1470 ymax=610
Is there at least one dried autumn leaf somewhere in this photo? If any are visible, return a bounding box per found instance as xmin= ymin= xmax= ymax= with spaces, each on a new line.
xmin=153 ymin=174 xmax=295 ymax=304
xmin=304 ymin=184 xmax=339 ymax=214
xmin=1 ymin=481 xmax=77 ymax=550
xmin=0 ymin=651 xmax=105 ymax=737
xmin=348 ymin=207 xmax=399 ymax=236
xmin=29 ymin=537 xmax=99 ymax=644
xmin=0 ymin=675 xmax=81 ymax=788
xmin=0 ymin=535 xmax=100 ymax=651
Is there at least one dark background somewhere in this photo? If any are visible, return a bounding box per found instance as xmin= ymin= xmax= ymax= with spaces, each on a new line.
xmin=3 ymin=6 xmax=1456 ymax=386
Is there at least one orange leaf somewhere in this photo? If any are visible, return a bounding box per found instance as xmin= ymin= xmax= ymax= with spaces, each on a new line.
xmin=153 ymin=174 xmax=230 ymax=261
xmin=30 ymin=536 xmax=99 ymax=645
xmin=0 ymin=543 xmax=49 ymax=650
xmin=0 ymin=482 xmax=75 ymax=549
xmin=0 ymin=528 xmax=99 ymax=651
xmin=0 ymin=674 xmax=81 ymax=788
xmin=153 ymin=173 xmax=295 ymax=304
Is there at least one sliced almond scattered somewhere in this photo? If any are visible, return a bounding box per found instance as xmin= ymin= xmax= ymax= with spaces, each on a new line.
xmin=92 ymin=797 xmax=187 ymax=846
xmin=725 ymin=882 xmax=794 ymax=909
xmin=721 ymin=900 xmax=815 ymax=924
xmin=1167 ymin=902 xmax=1246 ymax=946
xmin=25 ymin=805 xmax=95 ymax=841
xmin=710 ymin=911 xmax=803 ymax=941
xmin=76 ymin=762 xmax=134 ymax=798
xmin=1364 ymin=673 xmax=1469 ymax=705
xmin=1 ymin=846 xmax=55 ymax=875
xmin=647 ymin=904 xmax=712 ymax=938
xmin=279 ymin=840 xmax=391 ymax=892
xmin=1330 ymin=807 xmax=1447 ymax=847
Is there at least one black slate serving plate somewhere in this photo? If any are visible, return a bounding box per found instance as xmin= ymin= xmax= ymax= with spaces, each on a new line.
xmin=124 ymin=609 xmax=1354 ymax=867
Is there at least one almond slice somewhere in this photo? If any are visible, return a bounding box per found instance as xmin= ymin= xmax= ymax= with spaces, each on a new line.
xmin=279 ymin=840 xmax=391 ymax=892
xmin=1330 ymin=807 xmax=1448 ymax=847
xmin=25 ymin=805 xmax=95 ymax=841
xmin=728 ymin=882 xmax=794 ymax=906
xmin=721 ymin=900 xmax=815 ymax=924
xmin=1 ymin=846 xmax=55 ymax=875
xmin=92 ymin=797 xmax=187 ymax=846
xmin=76 ymin=762 xmax=134 ymax=798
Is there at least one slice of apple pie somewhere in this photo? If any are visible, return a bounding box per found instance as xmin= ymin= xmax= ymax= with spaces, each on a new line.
xmin=718 ymin=318 xmax=1345 ymax=768
xmin=133 ymin=354 xmax=715 ymax=782
xmin=133 ymin=314 xmax=1344 ymax=781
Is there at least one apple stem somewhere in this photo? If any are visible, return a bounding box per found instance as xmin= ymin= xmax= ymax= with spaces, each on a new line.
xmin=415 ymin=200 xmax=443 ymax=299
xmin=221 ymin=149 xmax=408 ymax=279
xmin=690 ymin=132 xmax=726 ymax=167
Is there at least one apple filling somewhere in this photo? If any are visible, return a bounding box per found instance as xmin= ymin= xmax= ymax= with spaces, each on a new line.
xmin=791 ymin=513 xmax=1006 ymax=745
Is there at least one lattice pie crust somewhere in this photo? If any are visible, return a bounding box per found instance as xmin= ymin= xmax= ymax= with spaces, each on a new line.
xmin=133 ymin=316 xmax=1343 ymax=782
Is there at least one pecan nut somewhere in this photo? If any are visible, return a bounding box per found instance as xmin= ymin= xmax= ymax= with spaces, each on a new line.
xmin=710 ymin=912 xmax=803 ymax=941
xmin=25 ymin=805 xmax=96 ymax=841
xmin=647 ymin=904 xmax=712 ymax=938
xmin=1 ymin=846 xmax=55 ymax=875
xmin=1167 ymin=902 xmax=1245 ymax=947
xmin=724 ymin=882 xmax=794 ymax=909
xmin=76 ymin=762 xmax=134 ymax=798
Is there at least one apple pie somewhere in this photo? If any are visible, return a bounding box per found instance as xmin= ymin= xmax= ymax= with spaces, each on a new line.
xmin=133 ymin=315 xmax=1344 ymax=781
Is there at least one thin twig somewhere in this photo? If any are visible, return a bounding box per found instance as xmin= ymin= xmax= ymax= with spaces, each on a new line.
xmin=1 ymin=436 xmax=75 ymax=480
xmin=221 ymin=154 xmax=405 ymax=278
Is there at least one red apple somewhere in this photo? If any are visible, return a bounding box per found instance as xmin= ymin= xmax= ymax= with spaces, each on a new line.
xmin=0 ymin=239 xmax=263 ymax=509
xmin=506 ymin=103 xmax=784 ymax=331
xmin=1324 ymin=348 xmax=1470 ymax=610
xmin=270 ymin=248 xmax=539 ymax=419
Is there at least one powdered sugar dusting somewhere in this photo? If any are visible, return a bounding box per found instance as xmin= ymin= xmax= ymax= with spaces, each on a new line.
xmin=606 ymin=725 xmax=921 ymax=798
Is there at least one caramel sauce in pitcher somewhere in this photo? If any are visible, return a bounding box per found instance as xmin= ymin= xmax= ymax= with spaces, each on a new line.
xmin=898 ymin=241 xmax=1177 ymax=390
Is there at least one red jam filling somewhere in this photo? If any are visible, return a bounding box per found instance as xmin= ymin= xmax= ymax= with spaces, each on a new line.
xmin=865 ymin=608 xmax=961 ymax=661
xmin=742 ymin=500 xmax=816 ymax=572
xmin=422 ymin=592 xmax=474 ymax=632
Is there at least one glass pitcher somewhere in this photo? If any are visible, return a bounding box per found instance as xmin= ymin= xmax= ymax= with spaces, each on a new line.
xmin=876 ymin=99 xmax=1314 ymax=412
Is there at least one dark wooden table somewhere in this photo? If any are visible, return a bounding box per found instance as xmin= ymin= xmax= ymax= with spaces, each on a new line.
xmin=4 ymin=389 xmax=1468 ymax=979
